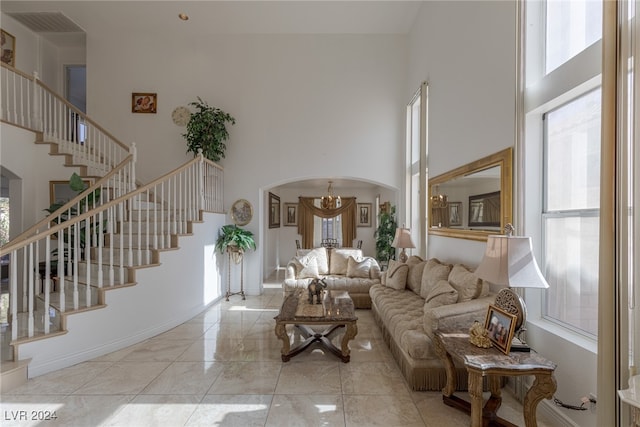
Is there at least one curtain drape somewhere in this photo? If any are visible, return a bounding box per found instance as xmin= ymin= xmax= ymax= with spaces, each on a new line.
xmin=297 ymin=197 xmax=357 ymax=248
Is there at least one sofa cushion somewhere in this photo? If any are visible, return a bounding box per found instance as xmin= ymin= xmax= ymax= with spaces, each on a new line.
xmin=329 ymin=248 xmax=363 ymax=275
xmin=424 ymin=279 xmax=458 ymax=310
xmin=347 ymin=256 xmax=373 ymax=278
xmin=406 ymin=256 xmax=426 ymax=295
xmin=385 ymin=260 xmax=409 ymax=290
xmin=420 ymin=258 xmax=452 ymax=299
xmin=448 ymin=263 xmax=484 ymax=302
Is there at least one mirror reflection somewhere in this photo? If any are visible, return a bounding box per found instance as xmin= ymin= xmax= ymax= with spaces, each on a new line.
xmin=429 ymin=148 xmax=512 ymax=241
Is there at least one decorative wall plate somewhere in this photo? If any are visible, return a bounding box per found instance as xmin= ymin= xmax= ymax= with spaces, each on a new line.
xmin=171 ymin=105 xmax=191 ymax=126
xmin=230 ymin=199 xmax=253 ymax=225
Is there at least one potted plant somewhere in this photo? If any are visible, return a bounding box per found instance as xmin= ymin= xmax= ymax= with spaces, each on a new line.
xmin=374 ymin=204 xmax=397 ymax=269
xmin=183 ymin=97 xmax=236 ymax=162
xmin=215 ymin=224 xmax=256 ymax=263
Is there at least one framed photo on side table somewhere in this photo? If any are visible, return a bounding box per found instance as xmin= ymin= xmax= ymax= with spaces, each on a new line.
xmin=357 ymin=203 xmax=372 ymax=227
xmin=268 ymin=192 xmax=280 ymax=228
xmin=283 ymin=203 xmax=298 ymax=226
xmin=484 ymin=304 xmax=517 ymax=354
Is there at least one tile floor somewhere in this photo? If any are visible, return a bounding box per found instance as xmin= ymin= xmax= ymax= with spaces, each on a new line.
xmin=1 ymin=277 xmax=558 ymax=426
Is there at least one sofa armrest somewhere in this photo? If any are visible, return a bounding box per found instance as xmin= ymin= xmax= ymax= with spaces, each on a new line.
xmin=363 ymin=256 xmax=381 ymax=279
xmin=285 ymin=262 xmax=298 ymax=281
xmin=423 ymin=294 xmax=495 ymax=339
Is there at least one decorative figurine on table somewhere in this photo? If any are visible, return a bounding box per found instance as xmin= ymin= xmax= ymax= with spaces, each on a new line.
xmin=469 ymin=320 xmax=493 ymax=348
xmin=308 ymin=278 xmax=327 ymax=304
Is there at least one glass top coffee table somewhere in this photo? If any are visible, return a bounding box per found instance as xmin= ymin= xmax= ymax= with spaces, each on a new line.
xmin=274 ymin=290 xmax=358 ymax=362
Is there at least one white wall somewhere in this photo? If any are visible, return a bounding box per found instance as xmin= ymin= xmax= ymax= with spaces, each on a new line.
xmin=84 ymin=32 xmax=407 ymax=294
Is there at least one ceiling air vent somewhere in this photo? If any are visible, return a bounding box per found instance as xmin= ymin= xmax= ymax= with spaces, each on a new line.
xmin=6 ymin=12 xmax=84 ymax=33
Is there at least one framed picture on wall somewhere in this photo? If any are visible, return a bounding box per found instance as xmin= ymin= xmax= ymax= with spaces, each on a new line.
xmin=1 ymin=29 xmax=16 ymax=67
xmin=132 ymin=92 xmax=157 ymax=113
xmin=448 ymin=201 xmax=462 ymax=226
xmin=357 ymin=203 xmax=372 ymax=227
xmin=269 ymin=192 xmax=280 ymax=228
xmin=283 ymin=203 xmax=298 ymax=227
xmin=50 ymin=179 xmax=91 ymax=207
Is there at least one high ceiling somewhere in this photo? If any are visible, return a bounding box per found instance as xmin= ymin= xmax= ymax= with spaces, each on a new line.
xmin=2 ymin=1 xmax=423 ymax=47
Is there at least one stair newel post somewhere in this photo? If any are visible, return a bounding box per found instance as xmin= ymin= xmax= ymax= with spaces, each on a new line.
xmin=130 ymin=142 xmax=137 ymax=191
xmin=72 ymin=221 xmax=79 ymax=311
xmin=44 ymin=235 xmax=51 ymax=334
xmin=58 ymin=226 xmax=65 ymax=313
xmin=197 ymin=149 xmax=205 ymax=212
xmin=27 ymin=242 xmax=34 ymax=337
xmin=10 ymin=250 xmax=18 ymax=341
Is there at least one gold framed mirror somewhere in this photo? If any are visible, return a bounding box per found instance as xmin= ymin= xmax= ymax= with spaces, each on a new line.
xmin=428 ymin=147 xmax=512 ymax=241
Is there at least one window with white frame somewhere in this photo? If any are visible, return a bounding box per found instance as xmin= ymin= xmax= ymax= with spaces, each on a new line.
xmin=406 ymin=83 xmax=427 ymax=255
xmin=524 ymin=0 xmax=602 ymax=338
xmin=543 ymin=89 xmax=601 ymax=336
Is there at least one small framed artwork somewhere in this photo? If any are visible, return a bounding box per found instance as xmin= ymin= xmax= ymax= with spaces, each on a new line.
xmin=1 ymin=29 xmax=16 ymax=66
xmin=484 ymin=304 xmax=517 ymax=354
xmin=50 ymin=180 xmax=92 ymax=207
xmin=268 ymin=192 xmax=280 ymax=229
xmin=448 ymin=201 xmax=462 ymax=226
xmin=357 ymin=203 xmax=372 ymax=227
xmin=283 ymin=203 xmax=298 ymax=227
xmin=132 ymin=92 xmax=157 ymax=113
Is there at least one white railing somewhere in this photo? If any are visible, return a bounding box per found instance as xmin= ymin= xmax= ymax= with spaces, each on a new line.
xmin=1 ymin=62 xmax=130 ymax=175
xmin=0 ymin=154 xmax=223 ymax=343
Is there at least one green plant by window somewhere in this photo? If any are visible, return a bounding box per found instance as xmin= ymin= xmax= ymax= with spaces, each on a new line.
xmin=183 ymin=97 xmax=236 ymax=162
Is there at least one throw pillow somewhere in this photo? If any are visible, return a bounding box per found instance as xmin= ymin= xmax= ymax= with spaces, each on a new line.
xmin=424 ymin=279 xmax=459 ymax=310
xmin=406 ymin=256 xmax=426 ymax=295
xmin=298 ymin=258 xmax=321 ymax=279
xmin=330 ymin=249 xmax=362 ymax=275
xmin=420 ymin=258 xmax=453 ymax=299
xmin=347 ymin=256 xmax=372 ymax=278
xmin=448 ymin=263 xmax=483 ymax=302
xmin=306 ymin=247 xmax=329 ymax=275
xmin=385 ymin=259 xmax=409 ymax=290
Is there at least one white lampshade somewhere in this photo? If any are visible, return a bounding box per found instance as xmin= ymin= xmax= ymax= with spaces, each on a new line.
xmin=474 ymin=235 xmax=549 ymax=289
xmin=391 ymin=227 xmax=416 ymax=249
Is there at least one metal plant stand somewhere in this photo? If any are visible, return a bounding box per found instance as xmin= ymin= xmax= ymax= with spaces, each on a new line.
xmin=225 ymin=248 xmax=245 ymax=301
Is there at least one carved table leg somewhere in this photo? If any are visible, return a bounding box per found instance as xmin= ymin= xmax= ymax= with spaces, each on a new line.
xmin=523 ymin=373 xmax=557 ymax=427
xmin=434 ymin=334 xmax=457 ymax=396
xmin=274 ymin=322 xmax=291 ymax=362
xmin=340 ymin=322 xmax=358 ymax=362
xmin=468 ymin=371 xmax=484 ymax=427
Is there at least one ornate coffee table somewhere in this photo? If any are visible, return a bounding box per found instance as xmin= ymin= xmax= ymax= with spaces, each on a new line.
xmin=434 ymin=330 xmax=557 ymax=427
xmin=274 ymin=290 xmax=358 ymax=362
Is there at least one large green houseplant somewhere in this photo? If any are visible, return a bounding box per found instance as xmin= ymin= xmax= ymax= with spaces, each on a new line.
xmin=374 ymin=204 xmax=397 ymax=268
xmin=183 ymin=97 xmax=236 ymax=162
xmin=215 ymin=224 xmax=256 ymax=263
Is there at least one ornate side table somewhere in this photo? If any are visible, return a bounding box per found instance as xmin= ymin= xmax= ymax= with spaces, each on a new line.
xmin=434 ymin=330 xmax=557 ymax=427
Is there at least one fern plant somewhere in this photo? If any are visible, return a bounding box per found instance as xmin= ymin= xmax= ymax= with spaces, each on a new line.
xmin=215 ymin=224 xmax=256 ymax=255
xmin=183 ymin=97 xmax=236 ymax=162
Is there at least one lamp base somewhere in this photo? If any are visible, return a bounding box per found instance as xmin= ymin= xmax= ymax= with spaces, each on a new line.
xmin=510 ymin=337 xmax=531 ymax=352
xmin=398 ymin=249 xmax=408 ymax=263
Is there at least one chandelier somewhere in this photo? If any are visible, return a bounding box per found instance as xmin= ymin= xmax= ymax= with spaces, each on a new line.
xmin=321 ymin=181 xmax=341 ymax=209
xmin=431 ymin=185 xmax=448 ymax=208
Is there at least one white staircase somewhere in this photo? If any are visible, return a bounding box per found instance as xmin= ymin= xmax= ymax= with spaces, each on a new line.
xmin=0 ymin=62 xmax=226 ymax=389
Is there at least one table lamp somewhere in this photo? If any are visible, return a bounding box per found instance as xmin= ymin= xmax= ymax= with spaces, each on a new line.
xmin=474 ymin=226 xmax=549 ymax=352
xmin=391 ymin=226 xmax=415 ymax=263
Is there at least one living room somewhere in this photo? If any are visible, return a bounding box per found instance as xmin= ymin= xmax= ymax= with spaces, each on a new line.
xmin=0 ymin=1 xmax=637 ymax=426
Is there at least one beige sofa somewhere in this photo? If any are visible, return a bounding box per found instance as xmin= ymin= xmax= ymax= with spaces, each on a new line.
xmin=370 ymin=255 xmax=495 ymax=391
xmin=283 ymin=247 xmax=381 ymax=309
